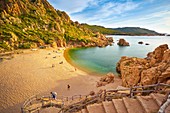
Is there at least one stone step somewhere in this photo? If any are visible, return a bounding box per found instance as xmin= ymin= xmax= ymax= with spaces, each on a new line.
xmin=150 ymin=93 xmax=170 ymax=113
xmin=87 ymin=103 xmax=105 ymax=113
xmin=150 ymin=93 xmax=165 ymax=106
xmin=137 ymin=96 xmax=159 ymax=113
xmin=102 ymin=101 xmax=117 ymax=113
xmin=112 ymin=99 xmax=127 ymax=113
xmin=123 ymin=97 xmax=145 ymax=113
xmin=81 ymin=108 xmax=88 ymax=113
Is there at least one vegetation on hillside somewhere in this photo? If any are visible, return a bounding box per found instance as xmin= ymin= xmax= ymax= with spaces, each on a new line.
xmin=0 ymin=0 xmax=111 ymax=52
xmin=82 ymin=24 xmax=160 ymax=36
xmin=81 ymin=24 xmax=122 ymax=35
xmin=113 ymin=27 xmax=159 ymax=35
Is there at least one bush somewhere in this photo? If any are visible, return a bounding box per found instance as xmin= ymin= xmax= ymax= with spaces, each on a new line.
xmin=0 ymin=42 xmax=10 ymax=50
xmin=19 ymin=42 xmax=31 ymax=49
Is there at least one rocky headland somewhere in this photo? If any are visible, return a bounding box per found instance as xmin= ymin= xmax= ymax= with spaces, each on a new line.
xmin=116 ymin=44 xmax=170 ymax=87
xmin=0 ymin=0 xmax=113 ymax=53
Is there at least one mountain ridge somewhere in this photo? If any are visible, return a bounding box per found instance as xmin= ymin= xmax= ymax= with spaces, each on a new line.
xmin=82 ymin=24 xmax=162 ymax=36
xmin=113 ymin=27 xmax=159 ymax=35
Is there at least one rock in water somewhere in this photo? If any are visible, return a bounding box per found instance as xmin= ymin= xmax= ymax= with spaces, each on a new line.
xmin=117 ymin=38 xmax=130 ymax=46
xmin=116 ymin=44 xmax=170 ymax=87
xmin=138 ymin=41 xmax=144 ymax=44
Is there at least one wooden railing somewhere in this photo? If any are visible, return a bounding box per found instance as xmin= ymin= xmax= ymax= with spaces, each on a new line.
xmin=21 ymin=83 xmax=170 ymax=113
xmin=59 ymin=83 xmax=170 ymax=113
xmin=130 ymin=83 xmax=170 ymax=97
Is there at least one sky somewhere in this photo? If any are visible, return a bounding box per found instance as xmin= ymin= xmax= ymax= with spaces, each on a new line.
xmin=48 ymin=0 xmax=170 ymax=34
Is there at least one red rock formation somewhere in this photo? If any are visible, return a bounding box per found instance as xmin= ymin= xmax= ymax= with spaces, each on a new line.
xmin=116 ymin=44 xmax=170 ymax=87
xmin=96 ymin=72 xmax=115 ymax=87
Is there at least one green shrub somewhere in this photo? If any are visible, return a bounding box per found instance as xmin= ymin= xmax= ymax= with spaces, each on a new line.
xmin=19 ymin=42 xmax=31 ymax=49
xmin=0 ymin=42 xmax=11 ymax=50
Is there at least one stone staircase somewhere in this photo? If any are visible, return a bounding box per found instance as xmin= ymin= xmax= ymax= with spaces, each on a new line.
xmin=76 ymin=93 xmax=170 ymax=113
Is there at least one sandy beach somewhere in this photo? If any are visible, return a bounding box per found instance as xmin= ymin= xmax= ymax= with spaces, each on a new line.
xmin=0 ymin=48 xmax=121 ymax=113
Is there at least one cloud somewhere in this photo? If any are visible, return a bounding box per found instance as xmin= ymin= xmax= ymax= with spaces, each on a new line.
xmin=163 ymin=13 xmax=170 ymax=26
xmin=48 ymin=0 xmax=95 ymax=14
xmin=48 ymin=0 xmax=170 ymax=33
xmin=71 ymin=1 xmax=139 ymax=24
xmin=102 ymin=10 xmax=170 ymax=34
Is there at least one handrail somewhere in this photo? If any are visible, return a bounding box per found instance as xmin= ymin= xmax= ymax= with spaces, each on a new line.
xmin=130 ymin=83 xmax=170 ymax=97
xmin=21 ymin=83 xmax=170 ymax=113
xmin=58 ymin=83 xmax=170 ymax=113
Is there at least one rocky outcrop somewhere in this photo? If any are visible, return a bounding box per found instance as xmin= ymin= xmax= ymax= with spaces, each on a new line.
xmin=116 ymin=44 xmax=170 ymax=87
xmin=116 ymin=57 xmax=147 ymax=87
xmin=117 ymin=39 xmax=129 ymax=46
xmin=96 ymin=72 xmax=115 ymax=87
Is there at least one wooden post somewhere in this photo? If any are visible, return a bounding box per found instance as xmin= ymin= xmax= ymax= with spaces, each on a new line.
xmin=21 ymin=107 xmax=24 ymax=113
xmin=157 ymin=82 xmax=160 ymax=92
xmin=130 ymin=87 xmax=133 ymax=98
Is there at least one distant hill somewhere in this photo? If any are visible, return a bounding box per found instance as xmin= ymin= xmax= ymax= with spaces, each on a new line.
xmin=81 ymin=24 xmax=122 ymax=35
xmin=113 ymin=27 xmax=160 ymax=35
xmin=82 ymin=24 xmax=160 ymax=36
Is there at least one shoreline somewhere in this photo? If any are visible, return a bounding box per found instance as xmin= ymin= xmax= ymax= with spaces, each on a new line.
xmin=64 ymin=47 xmax=119 ymax=76
xmin=0 ymin=48 xmax=122 ymax=113
xmin=64 ymin=48 xmax=107 ymax=76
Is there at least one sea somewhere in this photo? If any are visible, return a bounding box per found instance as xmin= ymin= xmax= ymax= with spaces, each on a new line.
xmin=66 ymin=35 xmax=170 ymax=75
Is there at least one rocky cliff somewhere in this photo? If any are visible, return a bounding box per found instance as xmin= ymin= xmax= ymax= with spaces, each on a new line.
xmin=116 ymin=44 xmax=170 ymax=87
xmin=0 ymin=0 xmax=112 ymax=52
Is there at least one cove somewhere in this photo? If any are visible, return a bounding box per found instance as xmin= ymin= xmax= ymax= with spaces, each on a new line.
xmin=66 ymin=35 xmax=170 ymax=75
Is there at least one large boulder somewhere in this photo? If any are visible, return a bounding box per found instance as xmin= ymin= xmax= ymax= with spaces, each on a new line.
xmin=158 ymin=66 xmax=170 ymax=83
xmin=116 ymin=57 xmax=147 ymax=87
xmin=147 ymin=44 xmax=169 ymax=63
xmin=117 ymin=38 xmax=129 ymax=46
xmin=141 ymin=67 xmax=161 ymax=85
xmin=96 ymin=72 xmax=115 ymax=87
xmin=116 ymin=44 xmax=170 ymax=87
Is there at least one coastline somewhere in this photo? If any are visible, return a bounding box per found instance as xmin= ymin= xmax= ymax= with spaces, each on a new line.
xmin=0 ymin=48 xmax=121 ymax=113
xmin=64 ymin=48 xmax=106 ymax=76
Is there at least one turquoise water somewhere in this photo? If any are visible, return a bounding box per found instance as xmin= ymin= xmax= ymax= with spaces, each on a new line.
xmin=68 ymin=36 xmax=170 ymax=75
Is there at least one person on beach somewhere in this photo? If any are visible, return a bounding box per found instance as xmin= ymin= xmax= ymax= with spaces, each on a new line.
xmin=51 ymin=92 xmax=57 ymax=100
xmin=52 ymin=64 xmax=55 ymax=68
xmin=67 ymin=84 xmax=70 ymax=90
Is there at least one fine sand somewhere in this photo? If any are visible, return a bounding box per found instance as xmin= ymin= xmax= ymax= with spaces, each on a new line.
xmin=0 ymin=48 xmax=121 ymax=113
